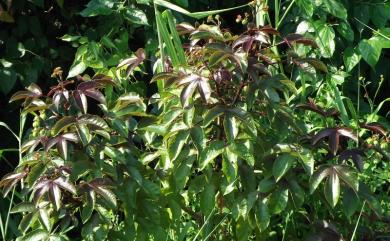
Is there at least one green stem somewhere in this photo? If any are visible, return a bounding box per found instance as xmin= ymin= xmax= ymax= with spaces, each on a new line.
xmin=192 ymin=207 xmax=216 ymax=241
xmin=350 ymin=201 xmax=366 ymax=241
xmin=255 ymin=0 xmax=267 ymax=27
xmin=276 ymin=0 xmax=296 ymax=29
xmin=4 ymin=187 xmax=15 ymax=239
xmin=356 ymin=31 xmax=362 ymax=146
xmin=154 ymin=2 xmax=165 ymax=92
xmin=203 ymin=213 xmax=228 ymax=241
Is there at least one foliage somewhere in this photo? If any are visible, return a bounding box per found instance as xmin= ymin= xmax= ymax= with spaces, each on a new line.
xmin=0 ymin=0 xmax=389 ymax=240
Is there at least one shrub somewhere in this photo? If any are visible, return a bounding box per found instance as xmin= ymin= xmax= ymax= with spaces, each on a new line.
xmin=1 ymin=13 xmax=389 ymax=241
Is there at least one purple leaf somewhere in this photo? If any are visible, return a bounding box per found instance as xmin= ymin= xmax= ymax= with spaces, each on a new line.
xmin=361 ymin=122 xmax=388 ymax=137
xmin=339 ymin=149 xmax=365 ymax=172
xmin=73 ymin=90 xmax=88 ymax=114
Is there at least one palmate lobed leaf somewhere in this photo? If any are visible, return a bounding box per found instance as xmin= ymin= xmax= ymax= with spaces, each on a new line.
xmin=339 ymin=149 xmax=365 ymax=172
xmin=312 ymin=127 xmax=358 ymax=156
xmin=361 ymin=122 xmax=388 ymax=137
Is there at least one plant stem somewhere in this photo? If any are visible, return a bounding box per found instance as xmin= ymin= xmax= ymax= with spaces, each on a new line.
xmin=276 ymin=0 xmax=296 ymax=29
xmin=4 ymin=187 xmax=15 ymax=239
xmin=203 ymin=213 xmax=228 ymax=241
xmin=350 ymin=201 xmax=366 ymax=241
xmin=192 ymin=207 xmax=216 ymax=241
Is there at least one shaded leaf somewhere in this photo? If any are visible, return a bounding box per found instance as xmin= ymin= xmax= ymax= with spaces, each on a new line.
xmin=324 ymin=171 xmax=340 ymax=207
xmin=310 ymin=165 xmax=330 ymax=194
xmin=272 ymin=154 xmax=294 ymax=182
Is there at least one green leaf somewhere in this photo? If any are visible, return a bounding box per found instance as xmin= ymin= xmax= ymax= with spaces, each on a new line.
xmin=67 ymin=60 xmax=87 ymax=78
xmin=268 ymin=188 xmax=288 ymax=214
xmin=272 ymin=154 xmax=294 ymax=182
xmin=10 ymin=202 xmax=36 ymax=213
xmin=322 ymin=0 xmax=347 ymax=20
xmin=222 ymin=148 xmax=238 ymax=184
xmin=81 ymin=190 xmax=95 ymax=224
xmin=203 ymin=105 xmax=225 ymax=127
xmin=343 ymin=187 xmax=359 ymax=219
xmin=324 ymin=171 xmax=340 ymax=207
xmin=60 ymin=34 xmax=81 ymax=42
xmin=223 ymin=114 xmax=238 ymax=143
xmin=343 ymin=47 xmax=361 ymax=72
xmin=124 ymin=7 xmax=148 ymax=25
xmin=255 ymin=198 xmax=270 ymax=232
xmin=19 ymin=212 xmax=38 ymax=234
xmin=299 ymin=149 xmax=314 ymax=175
xmin=358 ymin=39 xmax=382 ymax=68
xmin=79 ymin=0 xmax=114 ymax=17
xmin=174 ymin=154 xmax=195 ymax=190
xmin=315 ymin=23 xmax=335 ymax=58
xmin=168 ymin=129 xmax=190 ymax=161
xmin=200 ymin=184 xmax=215 ymax=216
xmin=336 ymin=21 xmax=354 ymax=42
xmin=334 ymin=165 xmax=359 ymax=192
xmin=190 ymin=126 xmax=206 ymax=151
xmin=199 ymin=140 xmax=225 ymax=170
xmin=288 ymin=180 xmax=305 ymax=208
xmin=309 ymin=165 xmax=330 ymax=194
xmin=20 ymin=229 xmax=49 ymax=241
xmin=78 ymin=114 xmax=109 ymax=130
xmin=235 ymin=217 xmax=251 ymax=241
xmin=296 ymin=0 xmax=313 ymax=17
xmin=95 ymin=186 xmax=117 ymax=208
xmin=229 ymin=140 xmax=255 ymax=167
xmin=39 ymin=208 xmax=51 ymax=231
xmin=26 ymin=163 xmax=46 ymax=186
xmin=300 ymin=58 xmax=328 ymax=73
xmin=0 ymin=67 xmax=17 ymax=94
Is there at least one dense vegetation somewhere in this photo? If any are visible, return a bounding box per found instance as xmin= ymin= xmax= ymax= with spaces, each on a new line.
xmin=0 ymin=0 xmax=389 ymax=240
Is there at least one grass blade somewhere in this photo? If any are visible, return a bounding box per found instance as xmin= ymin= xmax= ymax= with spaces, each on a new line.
xmin=156 ymin=9 xmax=180 ymax=67
xmin=154 ymin=0 xmax=251 ymax=19
xmin=163 ymin=10 xmax=187 ymax=66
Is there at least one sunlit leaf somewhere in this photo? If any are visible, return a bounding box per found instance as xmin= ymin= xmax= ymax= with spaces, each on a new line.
xmin=199 ymin=140 xmax=225 ymax=170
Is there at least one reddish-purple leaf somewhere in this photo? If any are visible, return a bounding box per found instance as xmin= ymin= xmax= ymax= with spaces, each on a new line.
xmin=53 ymin=177 xmax=77 ymax=195
xmin=339 ymin=149 xmax=365 ymax=172
xmin=73 ymin=90 xmax=88 ymax=114
xmin=260 ymin=26 xmax=280 ymax=35
xmin=297 ymin=98 xmax=339 ymax=117
xmin=197 ymin=78 xmax=211 ymax=103
xmin=176 ymin=22 xmax=195 ymax=35
xmin=33 ymin=180 xmax=50 ymax=203
xmin=312 ymin=128 xmax=357 ymax=155
xmin=52 ymin=116 xmax=77 ymax=135
xmin=298 ymin=58 xmax=328 ymax=73
xmin=0 ymin=171 xmax=28 ymax=197
xmin=9 ymin=91 xmax=40 ymax=103
xmin=213 ymin=68 xmax=232 ymax=84
xmin=84 ymin=89 xmax=106 ymax=104
xmin=77 ymin=81 xmax=101 ymax=92
xmin=283 ymin=34 xmax=317 ymax=48
xmin=49 ymin=184 xmax=61 ymax=210
xmin=180 ymin=81 xmax=197 ymax=107
xmin=361 ymin=122 xmax=388 ymax=137
xmin=117 ymin=48 xmax=145 ymax=77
